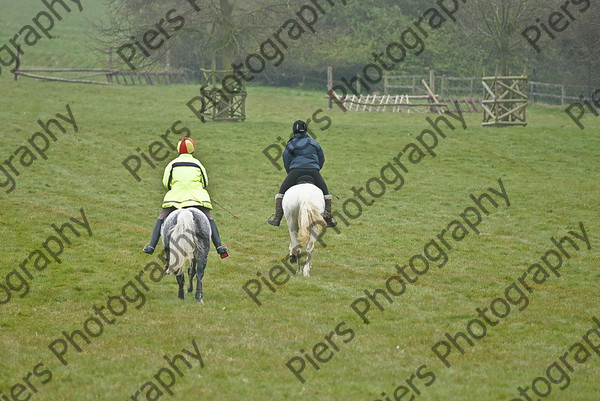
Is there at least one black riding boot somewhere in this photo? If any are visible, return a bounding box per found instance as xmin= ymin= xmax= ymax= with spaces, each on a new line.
xmin=323 ymin=195 xmax=338 ymax=228
xmin=143 ymin=218 xmax=163 ymax=254
xmin=267 ymin=193 xmax=284 ymax=226
xmin=209 ymin=219 xmax=229 ymax=258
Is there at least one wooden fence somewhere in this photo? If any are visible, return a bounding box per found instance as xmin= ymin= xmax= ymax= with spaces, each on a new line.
xmin=14 ymin=67 xmax=190 ymax=85
xmin=527 ymin=81 xmax=595 ymax=106
xmin=384 ymin=74 xmax=480 ymax=99
xmin=383 ymin=72 xmax=594 ymax=106
xmin=12 ymin=53 xmax=191 ymax=85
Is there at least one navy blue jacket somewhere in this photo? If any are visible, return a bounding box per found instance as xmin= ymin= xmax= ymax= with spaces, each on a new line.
xmin=283 ymin=132 xmax=325 ymax=173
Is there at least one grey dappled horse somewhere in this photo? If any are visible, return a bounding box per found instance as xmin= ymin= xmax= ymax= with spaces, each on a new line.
xmin=161 ymin=208 xmax=211 ymax=303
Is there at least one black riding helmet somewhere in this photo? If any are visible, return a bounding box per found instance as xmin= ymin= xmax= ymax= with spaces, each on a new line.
xmin=293 ymin=120 xmax=308 ymax=134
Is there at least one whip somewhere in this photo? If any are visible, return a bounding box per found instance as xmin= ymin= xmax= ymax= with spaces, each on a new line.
xmin=212 ymin=199 xmax=239 ymax=219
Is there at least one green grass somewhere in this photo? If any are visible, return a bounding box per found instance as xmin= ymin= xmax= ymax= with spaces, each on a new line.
xmin=0 ymin=80 xmax=599 ymax=401
xmin=0 ymin=0 xmax=106 ymax=80
xmin=1 ymin=1 xmax=600 ymax=400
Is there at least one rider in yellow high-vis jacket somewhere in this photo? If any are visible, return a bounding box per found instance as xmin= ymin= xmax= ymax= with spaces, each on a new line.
xmin=161 ymin=153 xmax=212 ymax=209
xmin=143 ymin=138 xmax=229 ymax=258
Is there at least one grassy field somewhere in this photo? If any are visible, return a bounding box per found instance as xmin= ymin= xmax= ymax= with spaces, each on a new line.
xmin=0 ymin=0 xmax=106 ymax=77
xmin=1 ymin=80 xmax=599 ymax=401
xmin=1 ymin=2 xmax=600 ymax=401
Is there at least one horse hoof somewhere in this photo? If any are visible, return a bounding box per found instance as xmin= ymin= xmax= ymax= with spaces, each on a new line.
xmin=187 ymin=288 xmax=193 ymax=293
xmin=290 ymin=254 xmax=297 ymax=263
xmin=197 ymin=297 xmax=204 ymax=304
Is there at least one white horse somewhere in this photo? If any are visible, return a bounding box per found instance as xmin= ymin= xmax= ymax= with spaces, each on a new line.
xmin=282 ymin=182 xmax=327 ymax=277
xmin=161 ymin=208 xmax=211 ymax=303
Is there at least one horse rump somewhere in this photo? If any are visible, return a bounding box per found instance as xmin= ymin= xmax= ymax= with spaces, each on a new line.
xmin=161 ymin=208 xmax=211 ymax=302
xmin=297 ymin=199 xmax=326 ymax=245
xmin=163 ymin=209 xmax=198 ymax=275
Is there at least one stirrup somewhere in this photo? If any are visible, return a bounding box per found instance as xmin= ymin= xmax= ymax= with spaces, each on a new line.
xmin=217 ymin=245 xmax=229 ymax=259
xmin=322 ymin=212 xmax=338 ymax=228
xmin=267 ymin=215 xmax=281 ymax=226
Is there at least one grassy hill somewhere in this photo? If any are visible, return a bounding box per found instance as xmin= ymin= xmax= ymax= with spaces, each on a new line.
xmin=0 ymin=0 xmax=106 ymax=79
xmin=1 ymin=2 xmax=600 ymax=401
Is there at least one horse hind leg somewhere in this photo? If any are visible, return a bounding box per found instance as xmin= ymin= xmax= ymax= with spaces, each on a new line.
xmin=303 ymin=230 xmax=319 ymax=277
xmin=163 ymin=246 xmax=170 ymax=272
xmin=297 ymin=248 xmax=303 ymax=275
xmin=289 ymin=244 xmax=302 ymax=275
xmin=288 ymin=227 xmax=298 ymax=251
xmin=288 ymin=230 xmax=301 ymax=273
xmin=194 ymin=250 xmax=208 ymax=304
xmin=195 ymin=269 xmax=205 ymax=304
xmin=289 ymin=243 xmax=300 ymax=261
xmin=303 ymin=251 xmax=312 ymax=277
xmin=176 ymin=273 xmax=185 ymax=299
xmin=187 ymin=259 xmax=196 ymax=293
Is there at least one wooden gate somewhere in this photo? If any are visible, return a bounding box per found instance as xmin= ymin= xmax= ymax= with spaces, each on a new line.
xmin=482 ymin=76 xmax=528 ymax=126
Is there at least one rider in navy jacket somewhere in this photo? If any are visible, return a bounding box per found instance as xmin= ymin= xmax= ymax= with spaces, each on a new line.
xmin=268 ymin=120 xmax=337 ymax=228
xmin=283 ymin=133 xmax=325 ymax=172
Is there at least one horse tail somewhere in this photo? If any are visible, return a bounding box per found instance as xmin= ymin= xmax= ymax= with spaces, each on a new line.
xmin=297 ymin=199 xmax=326 ymax=246
xmin=168 ymin=209 xmax=197 ymax=275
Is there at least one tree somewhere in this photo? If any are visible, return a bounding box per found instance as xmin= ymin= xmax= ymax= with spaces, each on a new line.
xmin=556 ymin=4 xmax=600 ymax=88
xmin=454 ymin=0 xmax=545 ymax=75
xmin=98 ymin=0 xmax=311 ymax=72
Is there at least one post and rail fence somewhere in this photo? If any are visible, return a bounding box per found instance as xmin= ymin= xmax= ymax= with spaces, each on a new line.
xmin=329 ymin=69 xmax=592 ymax=107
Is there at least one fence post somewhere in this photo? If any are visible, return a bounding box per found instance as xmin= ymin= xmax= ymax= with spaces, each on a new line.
xmin=384 ymin=75 xmax=388 ymax=95
xmin=13 ymin=52 xmax=21 ymax=81
xmin=166 ymin=49 xmax=171 ymax=76
xmin=107 ymin=47 xmax=113 ymax=84
xmin=327 ymin=66 xmax=333 ymax=109
xmin=429 ymin=69 xmax=435 ymax=95
xmin=529 ymin=82 xmax=534 ymax=103
xmin=440 ymin=76 xmax=446 ymax=98
xmin=470 ymin=78 xmax=475 ymax=98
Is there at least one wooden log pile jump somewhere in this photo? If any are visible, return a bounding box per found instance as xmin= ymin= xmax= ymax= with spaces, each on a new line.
xmin=327 ymin=67 xmax=482 ymax=114
xmin=338 ymin=94 xmax=449 ymax=113
xmin=328 ymin=85 xmax=481 ymax=114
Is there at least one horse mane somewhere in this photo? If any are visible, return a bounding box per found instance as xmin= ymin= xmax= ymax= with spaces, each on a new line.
xmin=167 ymin=209 xmax=197 ymax=275
xmin=297 ymin=198 xmax=326 ymax=245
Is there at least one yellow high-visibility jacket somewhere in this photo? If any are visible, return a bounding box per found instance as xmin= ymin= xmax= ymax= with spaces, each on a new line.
xmin=161 ymin=153 xmax=212 ymax=209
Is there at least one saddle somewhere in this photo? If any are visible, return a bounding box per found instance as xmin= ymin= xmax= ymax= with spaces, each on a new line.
xmin=296 ymin=175 xmax=315 ymax=185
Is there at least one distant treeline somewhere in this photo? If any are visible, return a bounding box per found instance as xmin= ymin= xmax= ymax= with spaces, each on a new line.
xmin=98 ymin=0 xmax=600 ymax=89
